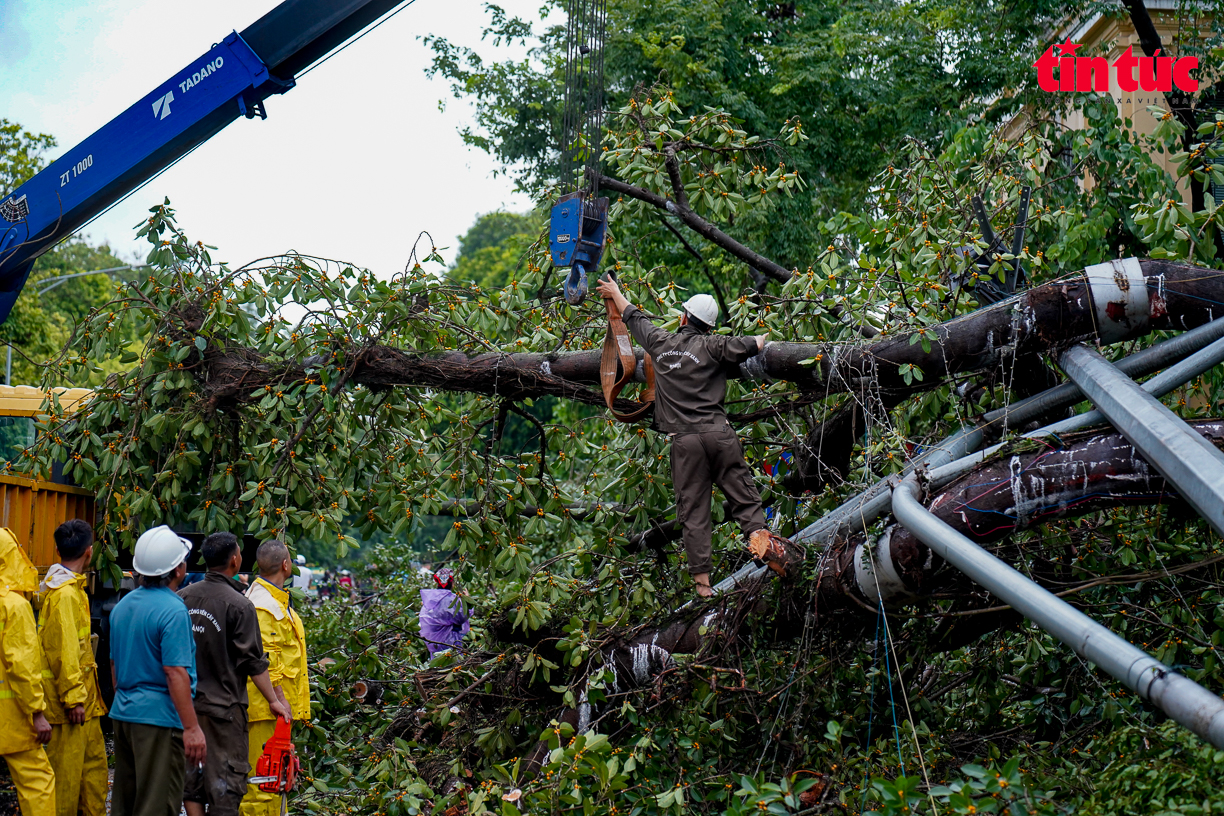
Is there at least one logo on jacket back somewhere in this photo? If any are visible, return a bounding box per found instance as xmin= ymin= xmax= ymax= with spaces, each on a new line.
xmin=658 ymin=349 xmax=701 ymax=370
xmin=151 ymin=91 xmax=174 ymax=120
xmin=1033 ymin=41 xmax=1199 ymax=93
xmin=187 ymin=607 xmax=220 ymax=633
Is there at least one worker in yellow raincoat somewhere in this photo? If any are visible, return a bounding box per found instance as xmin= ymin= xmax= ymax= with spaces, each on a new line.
xmin=241 ymin=540 xmax=310 ymax=816
xmin=38 ymin=520 xmax=108 ymax=816
xmin=0 ymin=527 xmax=56 ymax=816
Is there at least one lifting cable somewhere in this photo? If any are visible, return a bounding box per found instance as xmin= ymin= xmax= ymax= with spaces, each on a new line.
xmin=880 ymin=607 xmax=938 ymax=812
xmin=858 ymin=602 xmax=909 ymax=810
xmin=551 ymin=0 xmax=656 ymax=421
xmin=559 ymin=0 xmax=606 ymax=199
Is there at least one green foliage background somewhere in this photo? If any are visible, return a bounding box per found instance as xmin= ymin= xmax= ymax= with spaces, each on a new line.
xmin=0 ymin=118 xmax=138 ymax=386
xmin=8 ymin=3 xmax=1224 ymax=815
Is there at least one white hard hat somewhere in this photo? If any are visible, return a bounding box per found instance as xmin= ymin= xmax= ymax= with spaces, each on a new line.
xmin=132 ymin=525 xmax=192 ymax=576
xmin=682 ymin=293 xmax=719 ymax=328
xmin=296 ymin=554 xmax=306 ymax=565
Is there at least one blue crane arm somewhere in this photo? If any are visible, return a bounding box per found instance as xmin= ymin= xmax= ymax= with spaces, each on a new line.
xmin=0 ymin=0 xmax=405 ymax=325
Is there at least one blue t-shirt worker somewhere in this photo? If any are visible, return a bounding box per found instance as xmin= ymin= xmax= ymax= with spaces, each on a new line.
xmin=109 ymin=526 xmax=206 ymax=816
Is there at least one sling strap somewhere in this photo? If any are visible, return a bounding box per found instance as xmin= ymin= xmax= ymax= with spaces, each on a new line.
xmin=600 ymin=296 xmax=656 ymax=422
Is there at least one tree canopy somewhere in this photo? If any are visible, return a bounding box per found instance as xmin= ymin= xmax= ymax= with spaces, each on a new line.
xmin=0 ymin=118 xmax=135 ymax=385
xmin=426 ymin=0 xmax=1082 ymax=270
xmin=9 ymin=2 xmax=1224 ymax=814
xmin=449 ymin=210 xmax=539 ymax=290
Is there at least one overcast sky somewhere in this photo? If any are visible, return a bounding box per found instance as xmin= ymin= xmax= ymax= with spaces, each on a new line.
xmin=0 ymin=0 xmax=541 ymax=274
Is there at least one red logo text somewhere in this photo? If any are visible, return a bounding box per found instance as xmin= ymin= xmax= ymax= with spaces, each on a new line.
xmin=1033 ymin=41 xmax=1199 ymax=93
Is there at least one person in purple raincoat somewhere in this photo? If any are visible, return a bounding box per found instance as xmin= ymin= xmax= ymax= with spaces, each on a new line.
xmin=419 ymin=568 xmax=471 ymax=657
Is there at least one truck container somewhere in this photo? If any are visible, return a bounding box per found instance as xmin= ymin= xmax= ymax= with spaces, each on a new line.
xmin=0 ymin=386 xmax=96 ymax=571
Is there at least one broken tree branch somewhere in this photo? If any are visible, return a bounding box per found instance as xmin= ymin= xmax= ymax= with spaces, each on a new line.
xmin=591 ymin=171 xmax=795 ymax=283
xmin=519 ymin=418 xmax=1224 ymax=776
xmin=655 ymin=213 xmax=732 ymax=321
xmin=1120 ymin=0 xmax=1206 ymax=213
xmin=194 ymin=261 xmax=1224 ymax=427
xmin=822 ymin=419 xmax=1224 ymax=610
xmin=1122 ymin=0 xmax=1195 ymax=130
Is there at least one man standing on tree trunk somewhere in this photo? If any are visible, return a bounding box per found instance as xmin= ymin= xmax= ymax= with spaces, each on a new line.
xmin=596 ymin=276 xmax=771 ymax=597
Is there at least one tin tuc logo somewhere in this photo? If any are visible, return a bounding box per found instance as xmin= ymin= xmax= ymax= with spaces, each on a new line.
xmin=1033 ymin=41 xmax=1199 ymax=93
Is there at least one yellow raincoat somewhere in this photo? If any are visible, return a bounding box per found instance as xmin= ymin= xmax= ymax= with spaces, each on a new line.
xmin=38 ymin=567 xmax=108 ymax=816
xmin=0 ymin=528 xmax=56 ymax=816
xmin=240 ymin=577 xmax=309 ymax=816
xmin=244 ymin=577 xmax=310 ymax=722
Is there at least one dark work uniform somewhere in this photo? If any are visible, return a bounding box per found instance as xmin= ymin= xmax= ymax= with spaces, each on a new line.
xmin=178 ymin=572 xmax=270 ymax=816
xmin=622 ymin=304 xmax=768 ymax=574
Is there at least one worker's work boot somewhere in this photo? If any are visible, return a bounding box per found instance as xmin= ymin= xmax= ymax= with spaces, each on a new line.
xmin=747 ymin=529 xmax=796 ymax=577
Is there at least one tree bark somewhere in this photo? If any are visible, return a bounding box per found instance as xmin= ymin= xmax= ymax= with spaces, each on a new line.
xmin=592 ymin=172 xmax=795 ymax=283
xmin=199 ymin=261 xmax=1224 ymax=420
xmin=819 ymin=419 xmax=1224 ymax=610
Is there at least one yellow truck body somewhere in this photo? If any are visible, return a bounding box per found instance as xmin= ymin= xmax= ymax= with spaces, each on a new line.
xmin=0 ymin=386 xmax=95 ymax=571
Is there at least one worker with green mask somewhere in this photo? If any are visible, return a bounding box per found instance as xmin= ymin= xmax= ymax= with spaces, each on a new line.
xmin=596 ymin=276 xmax=774 ymax=596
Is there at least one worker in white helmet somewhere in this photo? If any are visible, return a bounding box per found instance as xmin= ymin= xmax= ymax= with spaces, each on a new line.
xmin=108 ymin=525 xmax=204 ymax=816
xmin=596 ymin=277 xmax=771 ymax=596
xmin=290 ymin=554 xmax=313 ymax=596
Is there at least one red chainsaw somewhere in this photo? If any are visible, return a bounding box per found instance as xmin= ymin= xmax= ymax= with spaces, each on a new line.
xmin=248 ymin=717 xmax=300 ymax=794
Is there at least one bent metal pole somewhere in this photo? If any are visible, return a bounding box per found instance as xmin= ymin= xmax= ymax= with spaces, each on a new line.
xmin=926 ymin=326 xmax=1224 ymax=491
xmin=792 ymin=313 xmax=1224 ymax=550
xmin=891 ymin=475 xmax=1224 ymax=748
xmin=717 ymin=316 xmax=1224 ymax=600
xmin=1060 ymin=344 xmax=1224 ymax=537
xmin=720 ymin=282 xmax=1224 ymax=598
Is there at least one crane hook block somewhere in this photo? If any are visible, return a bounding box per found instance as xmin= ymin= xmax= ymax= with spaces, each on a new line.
xmin=550 ymin=192 xmax=609 ymax=306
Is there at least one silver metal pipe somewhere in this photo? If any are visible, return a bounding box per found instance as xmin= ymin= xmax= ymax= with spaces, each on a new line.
xmin=793 ymin=316 xmax=1224 ymax=548
xmin=927 ymin=330 xmax=1224 ymax=490
xmin=710 ymin=318 xmax=1224 ymax=602
xmin=713 ymin=562 xmax=768 ymax=594
xmin=791 ymin=427 xmax=983 ymax=549
xmin=1041 ymin=332 xmax=1224 ymax=438
xmin=1061 ymin=344 xmax=1224 ymax=537
xmin=892 ymin=476 xmax=1224 ymax=748
xmin=983 ymin=315 xmax=1224 ymax=434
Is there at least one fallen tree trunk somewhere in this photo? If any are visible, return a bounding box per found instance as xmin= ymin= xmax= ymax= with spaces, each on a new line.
xmin=519 ymin=418 xmax=1224 ymax=776
xmin=818 ymin=419 xmax=1224 ymax=610
xmin=197 ymin=260 xmax=1224 ymax=420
